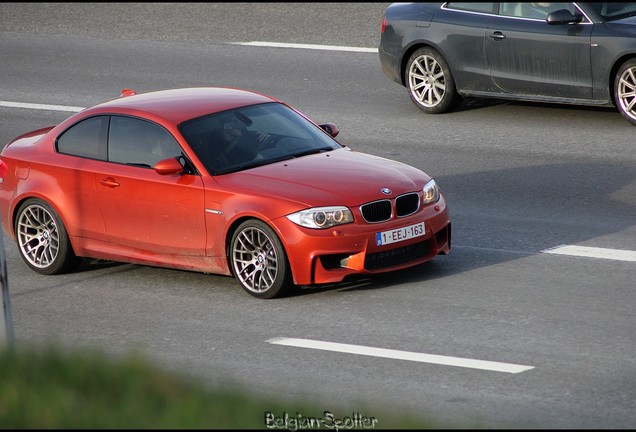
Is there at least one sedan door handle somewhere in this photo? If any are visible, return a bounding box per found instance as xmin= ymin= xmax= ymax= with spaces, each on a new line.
xmin=100 ymin=177 xmax=120 ymax=188
xmin=489 ymin=31 xmax=506 ymax=41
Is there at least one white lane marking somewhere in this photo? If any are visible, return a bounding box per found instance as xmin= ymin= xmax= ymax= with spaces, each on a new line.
xmin=542 ymin=245 xmax=636 ymax=262
xmin=267 ymin=337 xmax=534 ymax=374
xmin=0 ymin=101 xmax=83 ymax=112
xmin=234 ymin=41 xmax=378 ymax=53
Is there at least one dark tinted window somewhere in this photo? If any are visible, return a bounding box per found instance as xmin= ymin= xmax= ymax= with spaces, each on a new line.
xmin=56 ymin=116 xmax=107 ymax=160
xmin=180 ymin=102 xmax=341 ymax=175
xmin=446 ymin=2 xmax=496 ymax=14
xmin=108 ymin=116 xmax=182 ymax=168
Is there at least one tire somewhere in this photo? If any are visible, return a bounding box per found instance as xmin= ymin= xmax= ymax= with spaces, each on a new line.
xmin=406 ymin=47 xmax=462 ymax=114
xmin=229 ymin=219 xmax=293 ymax=299
xmin=14 ymin=198 xmax=81 ymax=275
xmin=615 ymin=59 xmax=636 ymax=126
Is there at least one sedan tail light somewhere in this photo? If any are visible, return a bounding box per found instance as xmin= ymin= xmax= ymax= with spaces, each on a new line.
xmin=381 ymin=17 xmax=386 ymax=33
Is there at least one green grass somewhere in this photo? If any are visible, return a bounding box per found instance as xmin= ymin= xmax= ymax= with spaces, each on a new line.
xmin=0 ymin=345 xmax=441 ymax=429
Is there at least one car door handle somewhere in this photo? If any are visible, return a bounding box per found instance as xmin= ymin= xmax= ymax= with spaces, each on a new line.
xmin=100 ymin=177 xmax=120 ymax=188
xmin=489 ymin=31 xmax=506 ymax=41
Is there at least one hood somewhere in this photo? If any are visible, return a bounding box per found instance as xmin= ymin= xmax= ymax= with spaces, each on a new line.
xmin=214 ymin=148 xmax=432 ymax=207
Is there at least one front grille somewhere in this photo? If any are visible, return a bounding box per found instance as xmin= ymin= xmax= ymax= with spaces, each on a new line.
xmin=364 ymin=239 xmax=431 ymax=270
xmin=360 ymin=192 xmax=420 ymax=223
xmin=360 ymin=199 xmax=392 ymax=223
xmin=396 ymin=192 xmax=420 ymax=217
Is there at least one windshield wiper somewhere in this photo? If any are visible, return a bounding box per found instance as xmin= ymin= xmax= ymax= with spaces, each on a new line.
xmin=291 ymin=147 xmax=333 ymax=158
xmin=212 ymin=148 xmax=335 ymax=175
xmin=213 ymin=157 xmax=290 ymax=175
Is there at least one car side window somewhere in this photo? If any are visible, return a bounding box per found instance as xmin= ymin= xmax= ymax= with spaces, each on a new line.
xmin=56 ymin=116 xmax=108 ymax=160
xmin=446 ymin=3 xmax=496 ymax=14
xmin=499 ymin=2 xmax=577 ymax=19
xmin=108 ymin=116 xmax=182 ymax=168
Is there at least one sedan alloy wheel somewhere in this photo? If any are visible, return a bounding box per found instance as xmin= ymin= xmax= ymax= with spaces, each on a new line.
xmin=615 ymin=59 xmax=636 ymax=126
xmin=406 ymin=47 xmax=461 ymax=114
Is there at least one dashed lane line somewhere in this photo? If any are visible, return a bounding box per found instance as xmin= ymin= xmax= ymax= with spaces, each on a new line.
xmin=541 ymin=245 xmax=636 ymax=262
xmin=267 ymin=337 xmax=534 ymax=374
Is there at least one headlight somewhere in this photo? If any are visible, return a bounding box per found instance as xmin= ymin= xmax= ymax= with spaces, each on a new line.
xmin=287 ymin=206 xmax=354 ymax=229
xmin=422 ymin=179 xmax=440 ymax=205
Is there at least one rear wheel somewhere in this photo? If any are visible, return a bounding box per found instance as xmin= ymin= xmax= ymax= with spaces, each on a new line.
xmin=406 ymin=47 xmax=462 ymax=114
xmin=15 ymin=198 xmax=81 ymax=275
xmin=230 ymin=219 xmax=293 ymax=299
xmin=615 ymin=58 xmax=636 ymax=126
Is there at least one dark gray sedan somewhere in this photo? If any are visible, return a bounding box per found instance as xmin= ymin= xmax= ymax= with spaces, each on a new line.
xmin=379 ymin=2 xmax=636 ymax=125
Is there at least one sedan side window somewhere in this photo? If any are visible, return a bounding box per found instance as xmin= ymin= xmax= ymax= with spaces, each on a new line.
xmin=108 ymin=116 xmax=182 ymax=168
xmin=500 ymin=2 xmax=577 ymax=19
xmin=56 ymin=116 xmax=108 ymax=160
xmin=446 ymin=3 xmax=496 ymax=14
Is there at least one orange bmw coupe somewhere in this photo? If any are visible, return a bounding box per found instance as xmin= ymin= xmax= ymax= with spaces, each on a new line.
xmin=0 ymin=87 xmax=451 ymax=298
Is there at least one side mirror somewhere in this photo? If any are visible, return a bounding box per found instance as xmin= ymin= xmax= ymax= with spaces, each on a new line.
xmin=319 ymin=123 xmax=340 ymax=138
xmin=547 ymin=9 xmax=583 ymax=25
xmin=153 ymin=157 xmax=184 ymax=175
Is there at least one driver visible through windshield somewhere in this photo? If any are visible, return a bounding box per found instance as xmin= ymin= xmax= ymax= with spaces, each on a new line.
xmin=179 ymin=102 xmax=342 ymax=175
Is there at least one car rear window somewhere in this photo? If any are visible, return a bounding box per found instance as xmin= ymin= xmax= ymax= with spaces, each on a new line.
xmin=56 ymin=116 xmax=107 ymax=160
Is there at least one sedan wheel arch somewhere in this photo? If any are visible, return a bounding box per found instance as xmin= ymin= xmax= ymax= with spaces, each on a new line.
xmin=404 ymin=46 xmax=462 ymax=114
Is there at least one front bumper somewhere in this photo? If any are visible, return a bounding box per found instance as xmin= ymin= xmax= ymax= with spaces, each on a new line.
xmin=273 ymin=198 xmax=451 ymax=286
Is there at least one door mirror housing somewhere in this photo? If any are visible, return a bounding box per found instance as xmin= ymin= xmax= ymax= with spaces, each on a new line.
xmin=319 ymin=123 xmax=340 ymax=138
xmin=547 ymin=9 xmax=583 ymax=25
xmin=153 ymin=157 xmax=184 ymax=175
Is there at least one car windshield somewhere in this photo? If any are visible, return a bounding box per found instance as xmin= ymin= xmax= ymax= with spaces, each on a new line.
xmin=179 ymin=102 xmax=342 ymax=175
xmin=582 ymin=3 xmax=636 ymax=21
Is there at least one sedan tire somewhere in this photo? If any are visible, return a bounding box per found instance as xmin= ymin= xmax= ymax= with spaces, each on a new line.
xmin=406 ymin=47 xmax=462 ymax=114
xmin=15 ymin=198 xmax=81 ymax=275
xmin=230 ymin=219 xmax=293 ymax=299
xmin=615 ymin=59 xmax=636 ymax=126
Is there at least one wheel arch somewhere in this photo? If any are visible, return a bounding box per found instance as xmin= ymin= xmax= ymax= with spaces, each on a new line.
xmin=608 ymin=54 xmax=636 ymax=107
xmin=400 ymin=42 xmax=447 ymax=86
xmin=10 ymin=193 xmax=69 ymax=240
xmin=224 ymin=215 xmax=293 ymax=278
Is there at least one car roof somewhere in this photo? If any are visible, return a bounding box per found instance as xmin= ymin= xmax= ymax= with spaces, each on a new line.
xmin=87 ymin=87 xmax=278 ymax=125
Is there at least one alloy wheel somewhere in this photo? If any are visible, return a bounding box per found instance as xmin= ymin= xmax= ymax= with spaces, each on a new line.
xmin=232 ymin=226 xmax=279 ymax=294
xmin=17 ymin=203 xmax=60 ymax=269
xmin=617 ymin=66 xmax=636 ymax=122
xmin=408 ymin=54 xmax=446 ymax=108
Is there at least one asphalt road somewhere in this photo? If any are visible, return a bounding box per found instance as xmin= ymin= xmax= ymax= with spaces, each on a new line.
xmin=1 ymin=3 xmax=635 ymax=429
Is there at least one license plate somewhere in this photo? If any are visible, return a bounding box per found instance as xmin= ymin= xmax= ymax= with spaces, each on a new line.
xmin=376 ymin=222 xmax=425 ymax=246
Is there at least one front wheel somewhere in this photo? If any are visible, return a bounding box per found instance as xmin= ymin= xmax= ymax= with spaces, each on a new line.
xmin=615 ymin=59 xmax=636 ymax=126
xmin=230 ymin=219 xmax=293 ymax=299
xmin=406 ymin=47 xmax=462 ymax=114
xmin=14 ymin=198 xmax=81 ymax=275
